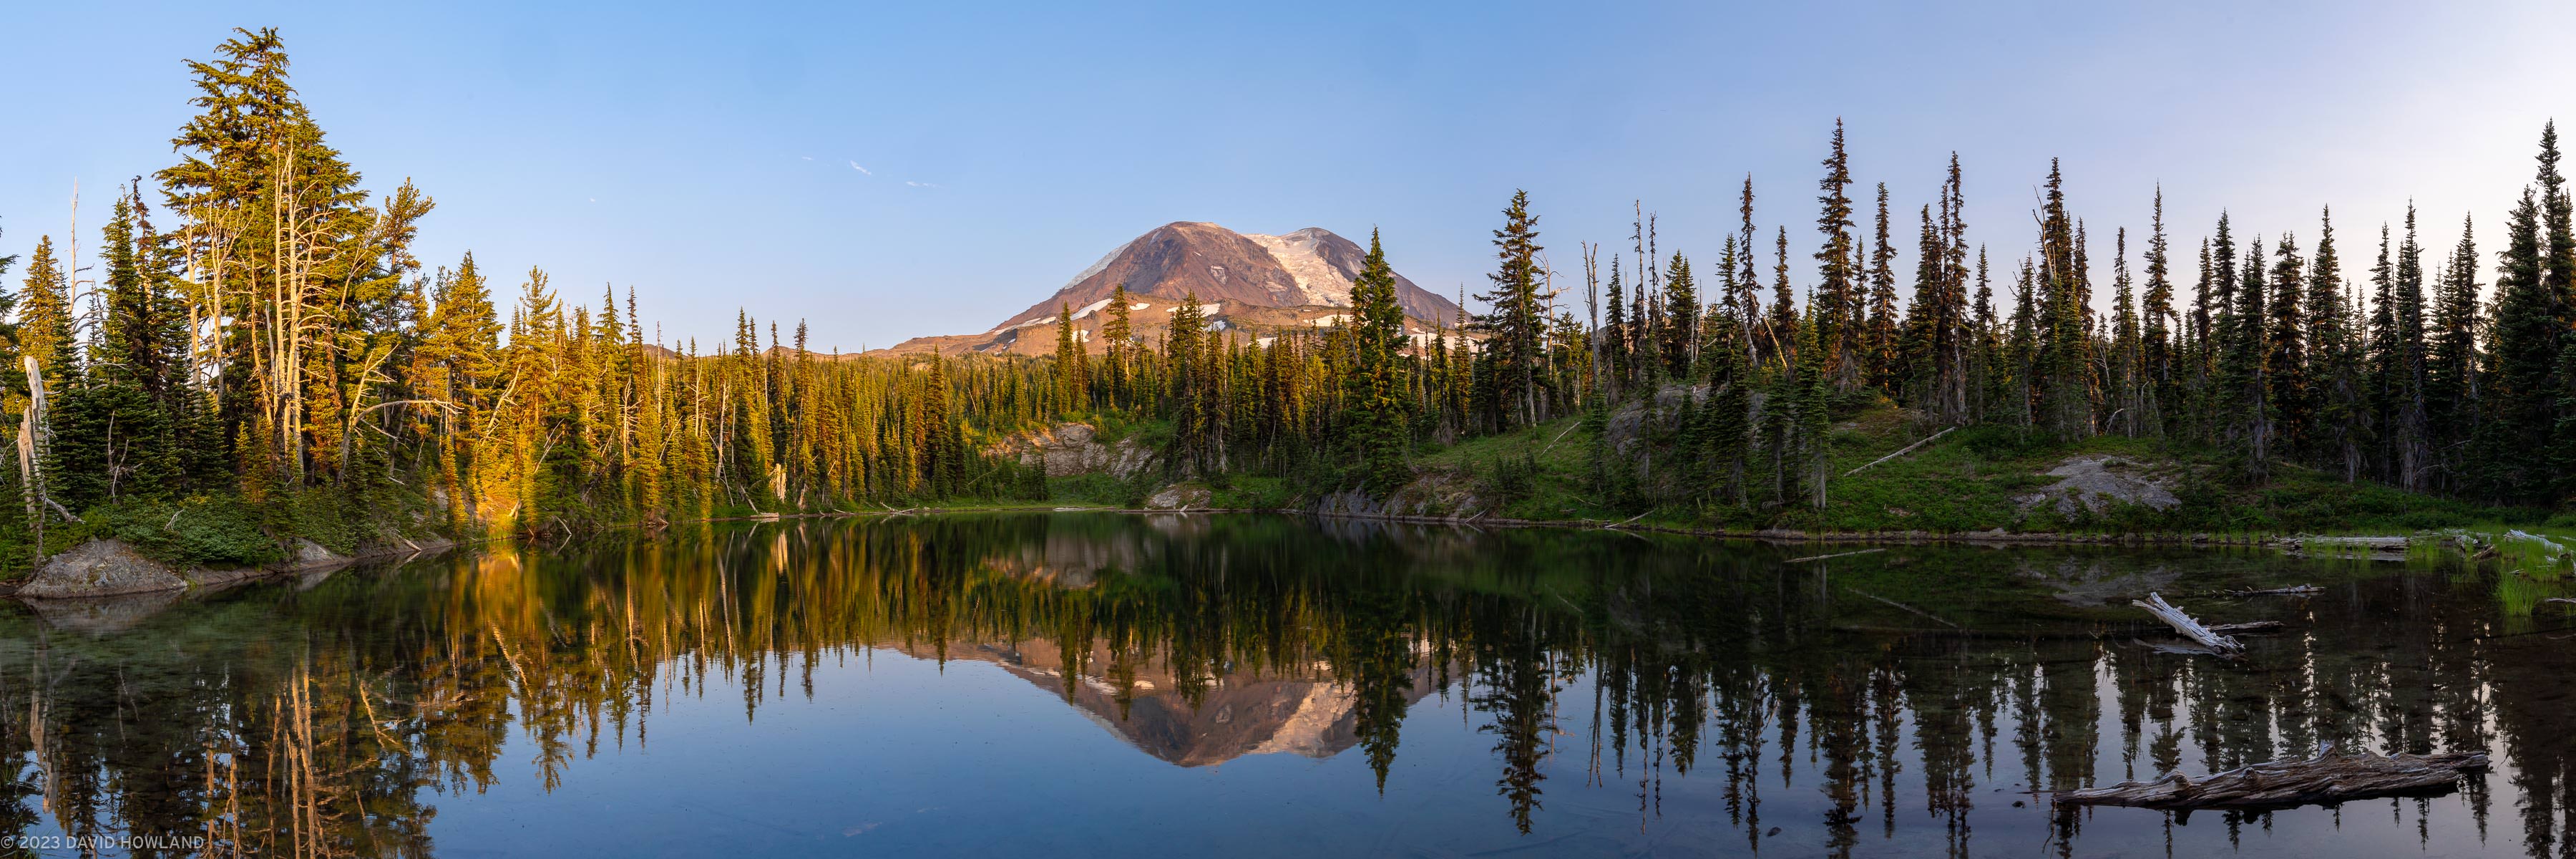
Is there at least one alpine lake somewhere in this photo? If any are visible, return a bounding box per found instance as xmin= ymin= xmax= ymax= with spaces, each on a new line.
xmin=2 ymin=512 xmax=2572 ymax=858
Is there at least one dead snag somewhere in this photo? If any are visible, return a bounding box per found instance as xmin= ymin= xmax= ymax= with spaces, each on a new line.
xmin=2057 ymin=749 xmax=2488 ymax=810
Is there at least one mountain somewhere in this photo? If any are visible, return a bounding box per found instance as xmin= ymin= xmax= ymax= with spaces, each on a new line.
xmin=880 ymin=221 xmax=1465 ymax=356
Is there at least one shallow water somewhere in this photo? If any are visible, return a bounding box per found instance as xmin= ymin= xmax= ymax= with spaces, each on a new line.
xmin=2 ymin=513 xmax=2572 ymax=857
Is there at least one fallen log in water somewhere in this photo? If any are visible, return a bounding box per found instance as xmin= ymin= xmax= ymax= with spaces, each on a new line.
xmin=2278 ymin=535 xmax=2409 ymax=560
xmin=2224 ymin=585 xmax=2323 ymax=597
xmin=2057 ymin=750 xmax=2488 ymax=810
xmin=2205 ymin=620 xmax=2287 ymax=634
xmin=1785 ymin=548 xmax=1885 ymax=563
xmin=2132 ymin=592 xmax=2243 ymax=655
xmin=2504 ymin=529 xmax=2568 ymax=554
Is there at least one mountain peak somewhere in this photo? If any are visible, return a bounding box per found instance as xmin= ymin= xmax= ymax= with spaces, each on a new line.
xmin=882 ymin=221 xmax=1462 ymax=356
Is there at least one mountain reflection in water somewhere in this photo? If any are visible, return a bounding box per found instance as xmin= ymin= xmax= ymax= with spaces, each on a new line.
xmin=1 ymin=512 xmax=2572 ymax=857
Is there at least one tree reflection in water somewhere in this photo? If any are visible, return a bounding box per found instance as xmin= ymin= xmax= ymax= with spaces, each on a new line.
xmin=0 ymin=512 xmax=2567 ymax=857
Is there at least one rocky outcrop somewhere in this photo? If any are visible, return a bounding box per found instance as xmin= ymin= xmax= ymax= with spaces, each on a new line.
xmin=991 ymin=423 xmax=1161 ymax=480
xmin=1144 ymin=483 xmax=1212 ymax=510
xmin=16 ymin=535 xmax=448 ymax=601
xmin=1604 ymin=384 xmax=1712 ymax=457
xmin=288 ymin=538 xmax=353 ymax=570
xmin=1311 ymin=471 xmax=1492 ymax=520
xmin=2016 ymin=456 xmax=2181 ymax=516
xmin=15 ymin=540 xmax=191 ymax=598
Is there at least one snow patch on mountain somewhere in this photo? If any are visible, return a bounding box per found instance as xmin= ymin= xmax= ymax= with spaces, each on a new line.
xmin=1244 ymin=230 xmax=1355 ymax=308
xmin=1063 ymin=238 xmax=1135 ymax=293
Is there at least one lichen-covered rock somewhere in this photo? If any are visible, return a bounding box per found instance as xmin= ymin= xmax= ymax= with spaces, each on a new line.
xmin=16 ymin=540 xmax=190 ymax=598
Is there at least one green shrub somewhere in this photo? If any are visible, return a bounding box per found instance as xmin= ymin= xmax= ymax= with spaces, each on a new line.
xmin=102 ymin=497 xmax=282 ymax=568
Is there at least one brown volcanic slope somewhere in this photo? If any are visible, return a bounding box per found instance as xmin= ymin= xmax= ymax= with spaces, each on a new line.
xmin=880 ymin=221 xmax=1465 ymax=356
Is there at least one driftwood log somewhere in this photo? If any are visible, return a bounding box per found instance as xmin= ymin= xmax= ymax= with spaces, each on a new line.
xmin=2132 ymin=592 xmax=2243 ymax=655
xmin=2057 ymin=750 xmax=2488 ymax=810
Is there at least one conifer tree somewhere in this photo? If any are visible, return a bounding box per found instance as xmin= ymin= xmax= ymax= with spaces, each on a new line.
xmin=2308 ymin=209 xmax=2366 ymax=481
xmin=2034 ymin=161 xmax=2092 ymax=437
xmin=2426 ymin=215 xmax=2478 ymax=489
xmin=1345 ymin=230 xmax=1410 ymax=490
xmin=1865 ymin=183 xmax=1900 ymax=390
xmin=1603 ymin=258 xmax=1627 ymax=394
xmin=2109 ymin=228 xmax=2142 ymax=436
xmin=1736 ymin=176 xmax=1766 ymax=361
xmin=1660 ymin=253 xmax=1695 ymax=378
xmin=1168 ymin=291 xmax=1210 ymax=469
xmin=2140 ymin=188 xmax=2175 ymax=433
xmin=1474 ymin=190 xmax=1545 ymax=428
xmin=1101 ymin=283 xmax=1133 ymax=407
xmin=2265 ymin=234 xmax=2308 ymax=456
xmin=1770 ymin=227 xmax=1797 ymax=359
xmin=1053 ymin=303 xmax=1085 ymax=414
xmin=2390 ymin=209 xmax=2431 ymax=490
xmin=1812 ymin=120 xmax=1858 ymax=388
xmin=16 ymin=238 xmax=72 ymax=379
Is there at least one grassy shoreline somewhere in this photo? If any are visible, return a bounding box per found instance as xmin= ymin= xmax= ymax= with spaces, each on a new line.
xmin=16 ymin=400 xmax=2575 ymax=589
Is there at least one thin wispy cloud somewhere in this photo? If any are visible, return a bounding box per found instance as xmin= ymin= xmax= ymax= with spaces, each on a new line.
xmin=800 ymin=155 xmax=813 ymax=161
xmin=906 ymin=180 xmax=940 ymax=188
xmin=849 ymin=161 xmax=872 ymax=175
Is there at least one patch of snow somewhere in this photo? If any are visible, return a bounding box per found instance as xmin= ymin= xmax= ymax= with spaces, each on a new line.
xmin=1060 ymin=238 xmax=1133 ymax=292
xmin=1069 ymin=298 xmax=1113 ymax=320
xmin=1244 ymin=229 xmax=1355 ymax=308
xmin=1018 ymin=316 xmax=1057 ymax=329
xmin=1130 ymin=302 xmax=1150 ymax=311
xmin=1256 ymin=336 xmax=1277 ymax=348
xmin=1312 ymin=314 xmax=1349 ymax=327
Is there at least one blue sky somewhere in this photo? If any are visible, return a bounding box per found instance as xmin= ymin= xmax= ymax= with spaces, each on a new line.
xmin=4 ymin=1 xmax=2573 ymax=351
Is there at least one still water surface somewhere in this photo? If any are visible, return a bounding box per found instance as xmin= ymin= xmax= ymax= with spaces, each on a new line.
xmin=3 ymin=513 xmax=2572 ymax=857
